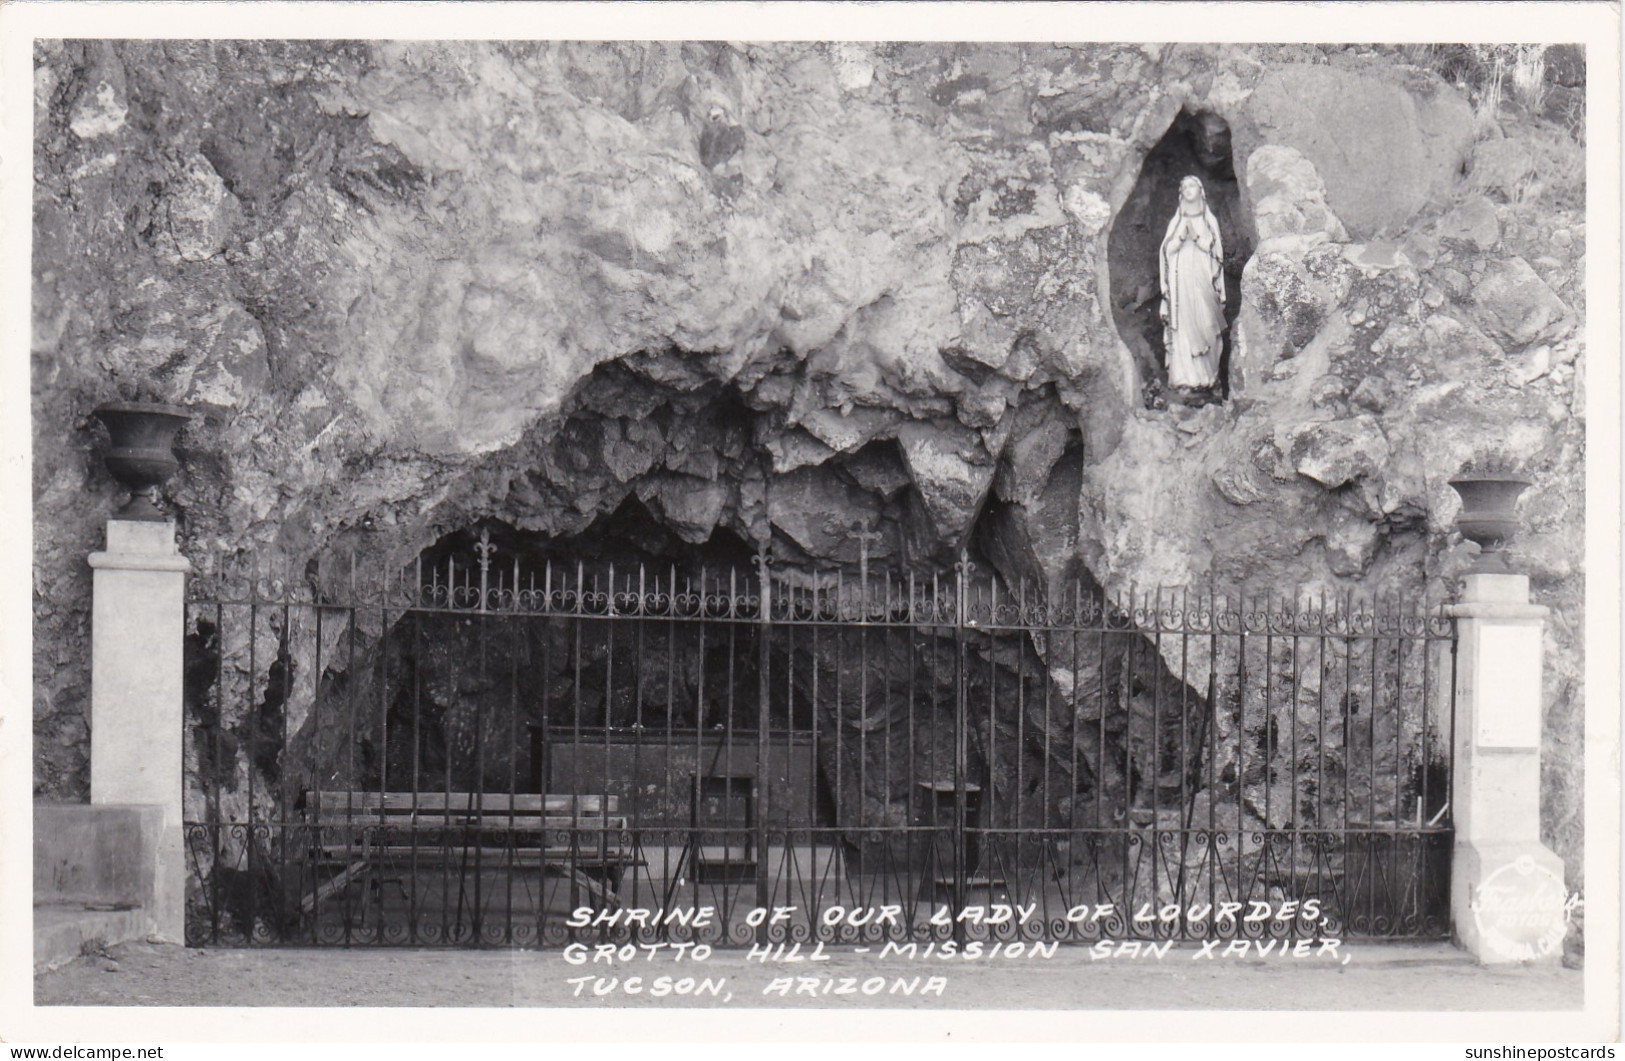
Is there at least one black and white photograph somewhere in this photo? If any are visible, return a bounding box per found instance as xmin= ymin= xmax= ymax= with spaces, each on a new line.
xmin=1 ymin=0 xmax=1619 ymax=1048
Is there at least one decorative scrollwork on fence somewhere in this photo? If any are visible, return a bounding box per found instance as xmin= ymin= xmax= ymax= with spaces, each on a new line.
xmin=181 ymin=529 xmax=1457 ymax=951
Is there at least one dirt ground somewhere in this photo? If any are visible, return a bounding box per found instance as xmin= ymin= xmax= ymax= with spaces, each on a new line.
xmin=33 ymin=939 xmax=1585 ymax=1010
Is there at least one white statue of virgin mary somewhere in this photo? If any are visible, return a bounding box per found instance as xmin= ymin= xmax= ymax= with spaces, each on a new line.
xmin=1158 ymin=175 xmax=1226 ymax=390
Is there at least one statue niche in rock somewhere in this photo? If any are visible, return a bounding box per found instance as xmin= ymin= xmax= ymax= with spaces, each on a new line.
xmin=1158 ymin=175 xmax=1226 ymax=397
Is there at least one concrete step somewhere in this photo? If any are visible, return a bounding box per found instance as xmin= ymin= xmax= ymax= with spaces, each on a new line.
xmin=34 ymin=903 xmax=157 ymax=973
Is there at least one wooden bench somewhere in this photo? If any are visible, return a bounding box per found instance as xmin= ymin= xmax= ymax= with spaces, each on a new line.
xmin=301 ymin=791 xmax=637 ymax=913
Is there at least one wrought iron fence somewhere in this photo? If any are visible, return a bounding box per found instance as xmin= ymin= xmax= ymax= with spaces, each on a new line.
xmin=183 ymin=530 xmax=1455 ymax=947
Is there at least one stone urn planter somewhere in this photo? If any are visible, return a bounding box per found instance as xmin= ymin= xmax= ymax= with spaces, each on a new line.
xmin=1448 ymin=471 xmax=1532 ymax=574
xmin=93 ymin=401 xmax=191 ymax=521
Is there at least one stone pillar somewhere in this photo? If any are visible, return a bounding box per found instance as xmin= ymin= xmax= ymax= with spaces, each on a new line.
xmin=89 ymin=519 xmax=190 ymax=943
xmin=1445 ymin=572 xmax=1569 ymax=963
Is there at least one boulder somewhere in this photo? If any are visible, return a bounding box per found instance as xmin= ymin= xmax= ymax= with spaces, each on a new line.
xmin=992 ymin=399 xmax=1075 ymax=506
xmin=66 ymin=41 xmax=130 ymax=140
xmin=840 ymin=443 xmax=913 ymax=500
xmin=166 ymin=155 xmax=237 ymax=262
xmin=1435 ymin=195 xmax=1501 ymax=250
xmin=1210 ymin=463 xmax=1273 ymax=507
xmin=600 ymin=418 xmax=666 ymax=484
xmin=894 ymin=420 xmax=996 ymax=547
xmin=1467 ymin=257 xmax=1572 ymax=350
xmin=762 ymin=428 xmax=837 ymax=474
xmin=766 ymin=464 xmax=884 ymax=562
xmin=1288 ymin=416 xmax=1390 ymax=490
xmin=1322 ymin=511 xmax=1381 ymax=576
xmin=1230 ymin=145 xmax=1351 ymax=394
xmin=1236 ymin=251 xmax=1331 ymax=380
xmin=1421 ymin=313 xmax=1504 ymax=374
xmin=1246 ymin=144 xmax=1348 ymax=246
xmin=793 ymin=405 xmax=898 ymax=454
xmin=638 ymin=474 xmax=728 ymax=543
xmin=1240 ymin=64 xmax=1473 ymax=238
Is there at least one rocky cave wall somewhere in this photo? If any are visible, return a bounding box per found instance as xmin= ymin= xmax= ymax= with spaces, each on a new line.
xmin=33 ymin=42 xmax=1586 ymax=884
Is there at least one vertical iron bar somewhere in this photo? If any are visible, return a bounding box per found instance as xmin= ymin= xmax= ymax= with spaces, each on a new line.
xmin=631 ymin=564 xmax=646 ymax=918
xmin=691 ymin=566 xmax=707 ymax=928
xmin=904 ymin=572 xmax=916 ymax=932
xmin=1339 ymin=591 xmax=1350 ymax=841
xmin=983 ymin=578 xmax=997 ymax=919
xmin=1176 ymin=587 xmax=1189 ymax=933
xmin=1123 ymin=585 xmax=1137 ymax=935
xmin=505 ymin=557 xmax=520 ymax=945
xmin=1394 ymin=598 xmax=1406 ymax=834
xmin=439 ymin=556 xmax=454 ymax=942
xmin=1014 ymin=578 xmax=1027 ymax=924
xmin=655 ymin=564 xmax=676 ymax=914
xmin=210 ymin=595 xmax=225 ymax=944
xmin=1447 ymin=616 xmax=1458 ymax=826
xmin=1427 ymin=614 xmax=1441 ymax=834
xmin=1150 ymin=586 xmax=1162 ymax=941
xmin=569 ymin=563 xmax=584 ymax=936
xmin=1314 ymin=593 xmax=1328 ymax=933
xmin=878 ymin=568 xmax=892 ymax=923
xmin=1273 ymin=596 xmax=1286 ymax=938
xmin=539 ymin=560 xmax=553 ymax=941
xmin=306 ymin=580 xmax=324 ymax=945
xmin=409 ymin=571 xmax=423 ymax=945
xmin=1220 ymin=593 xmax=1236 ymax=939
xmin=952 ymin=552 xmax=969 ymax=945
xmin=199 ymin=598 xmax=214 ymax=944
xmin=780 ymin=578 xmax=793 ymax=916
xmin=343 ymin=554 xmax=358 ymax=944
xmin=754 ymin=550 xmax=772 ymax=939
xmin=1420 ymin=607 xmax=1435 ymax=848
xmin=1364 ymin=593 xmax=1376 ymax=933
xmin=722 ymin=564 xmax=738 ymax=932
xmin=813 ymin=574 xmax=826 ymax=934
xmin=654 ymin=564 xmax=676 ymax=918
xmin=601 ymin=564 xmax=614 ymax=934
xmin=1091 ymin=582 xmax=1103 ymax=916
xmin=1394 ymin=607 xmax=1407 ymax=923
xmin=834 ymin=569 xmax=845 ymax=892
xmin=1261 ymin=594 xmax=1274 ymax=857
xmin=857 ymin=550 xmax=868 ymax=859
xmin=382 ymin=554 xmax=402 ymax=941
xmin=1368 ymin=595 xmax=1378 ymax=828
xmin=1367 ymin=600 xmax=1380 ymax=928
xmin=1090 ymin=581 xmax=1102 ymax=919
xmin=927 ymin=569 xmax=939 ymax=918
xmin=244 ymin=555 xmax=260 ymax=942
xmin=276 ymin=582 xmax=293 ymax=940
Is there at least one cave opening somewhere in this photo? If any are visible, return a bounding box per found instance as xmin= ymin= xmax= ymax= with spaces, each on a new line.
xmin=250 ymin=365 xmax=1220 ymax=932
xmin=1107 ymin=108 xmax=1252 ymax=407
xmin=191 ymin=410 xmax=1453 ymax=946
xmin=419 ymin=493 xmax=759 ymax=577
xmin=293 ymin=485 xmax=1208 ymax=853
